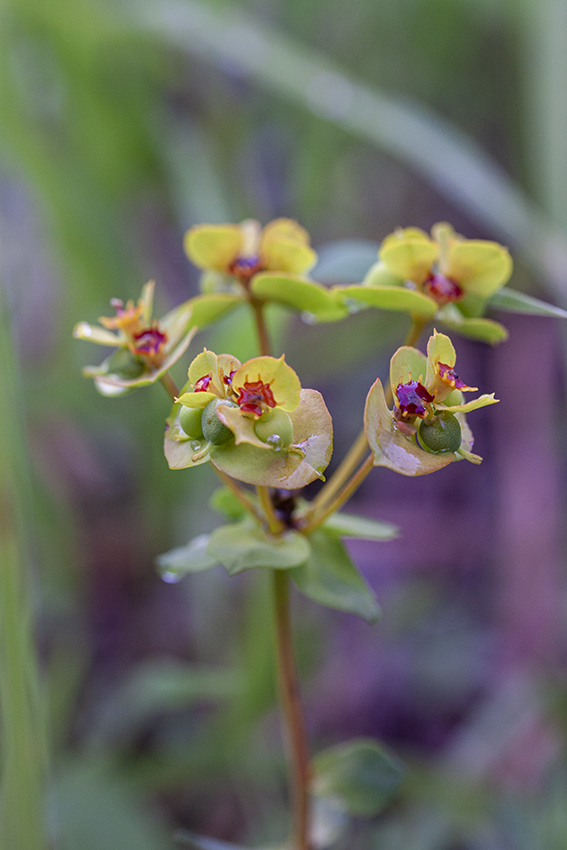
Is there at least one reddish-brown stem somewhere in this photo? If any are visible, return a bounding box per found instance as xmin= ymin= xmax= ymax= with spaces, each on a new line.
xmin=272 ymin=571 xmax=311 ymax=850
xmin=251 ymin=299 xmax=272 ymax=356
xmin=160 ymin=372 xmax=179 ymax=401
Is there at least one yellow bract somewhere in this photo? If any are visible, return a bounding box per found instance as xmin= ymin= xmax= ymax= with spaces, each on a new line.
xmin=184 ymin=225 xmax=243 ymax=272
xmin=184 ymin=218 xmax=317 ymax=278
xmin=232 ymin=355 xmax=301 ymax=412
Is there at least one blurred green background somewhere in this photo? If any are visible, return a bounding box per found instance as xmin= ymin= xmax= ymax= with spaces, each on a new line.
xmin=1 ymin=0 xmax=567 ymax=847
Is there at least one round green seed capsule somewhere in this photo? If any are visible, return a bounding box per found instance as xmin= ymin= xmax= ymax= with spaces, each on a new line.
xmin=418 ymin=412 xmax=462 ymax=454
xmin=178 ymin=405 xmax=204 ymax=439
xmin=108 ymin=348 xmax=144 ymax=379
xmin=254 ymin=408 xmax=294 ymax=448
xmin=201 ymin=399 xmax=238 ymax=445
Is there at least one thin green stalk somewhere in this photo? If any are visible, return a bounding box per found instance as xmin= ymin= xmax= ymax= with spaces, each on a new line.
xmin=160 ymin=371 xmax=179 ymax=401
xmin=257 ymin=485 xmax=285 ymax=535
xmin=214 ymin=469 xmax=264 ymax=522
xmin=0 ymin=277 xmax=48 ymax=850
xmin=272 ymin=571 xmax=311 ymax=850
xmin=303 ymin=454 xmax=374 ymax=534
xmin=310 ymin=315 xmax=427 ymax=518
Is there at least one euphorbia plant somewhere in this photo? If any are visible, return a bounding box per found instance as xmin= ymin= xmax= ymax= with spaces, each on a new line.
xmin=76 ymin=216 xmax=556 ymax=850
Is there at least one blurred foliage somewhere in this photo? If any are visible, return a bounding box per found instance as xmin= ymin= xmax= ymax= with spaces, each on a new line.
xmin=1 ymin=0 xmax=567 ymax=846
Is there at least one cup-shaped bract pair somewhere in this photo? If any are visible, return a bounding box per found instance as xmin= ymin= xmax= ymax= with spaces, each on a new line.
xmin=185 ymin=218 xmax=347 ymax=328
xmin=73 ymin=281 xmax=196 ymax=396
xmin=165 ymin=350 xmax=333 ymax=488
xmin=365 ymin=331 xmax=499 ymax=476
xmin=335 ymin=223 xmax=512 ymax=343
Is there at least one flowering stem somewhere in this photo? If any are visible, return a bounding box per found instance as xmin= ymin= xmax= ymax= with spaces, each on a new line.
xmin=303 ymin=454 xmax=374 ymax=533
xmin=251 ymin=299 xmax=272 ymax=357
xmin=272 ymin=571 xmax=312 ymax=850
xmin=257 ymin=485 xmax=285 ymax=535
xmin=160 ymin=372 xmax=179 ymax=401
xmin=308 ymin=315 xmax=428 ymax=518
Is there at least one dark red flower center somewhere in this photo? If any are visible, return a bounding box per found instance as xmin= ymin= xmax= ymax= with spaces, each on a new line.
xmin=438 ymin=362 xmax=469 ymax=389
xmin=194 ymin=375 xmax=212 ymax=392
xmin=223 ymin=370 xmax=236 ymax=386
xmin=132 ymin=327 xmax=168 ymax=358
xmin=235 ymin=380 xmax=277 ymax=417
xmin=423 ymin=273 xmax=463 ymax=304
xmin=396 ymin=380 xmax=434 ymax=418
xmin=228 ymin=255 xmax=264 ymax=282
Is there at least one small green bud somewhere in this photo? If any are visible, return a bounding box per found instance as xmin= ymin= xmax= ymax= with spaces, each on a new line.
xmin=178 ymin=405 xmax=204 ymax=439
xmin=418 ymin=411 xmax=462 ymax=454
xmin=108 ymin=348 xmax=144 ymax=379
xmin=254 ymin=408 xmax=294 ymax=448
xmin=202 ymin=398 xmax=238 ymax=445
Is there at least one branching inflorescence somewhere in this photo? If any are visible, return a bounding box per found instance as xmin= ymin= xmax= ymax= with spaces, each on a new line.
xmin=75 ymin=216 xmax=548 ymax=850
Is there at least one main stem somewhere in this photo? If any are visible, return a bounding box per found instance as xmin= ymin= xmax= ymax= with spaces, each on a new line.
xmin=272 ymin=571 xmax=311 ymax=850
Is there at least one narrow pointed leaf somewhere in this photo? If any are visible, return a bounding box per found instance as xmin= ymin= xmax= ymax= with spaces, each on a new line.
xmin=488 ymin=286 xmax=567 ymax=319
xmin=291 ymin=530 xmax=381 ymax=623
xmin=335 ymin=285 xmax=437 ymax=318
xmin=187 ymin=293 xmax=244 ymax=329
xmin=322 ymin=512 xmax=399 ymax=541
xmin=208 ymin=521 xmax=311 ymax=576
xmin=251 ymin=273 xmax=347 ymax=322
xmin=440 ymin=313 xmax=509 ymax=344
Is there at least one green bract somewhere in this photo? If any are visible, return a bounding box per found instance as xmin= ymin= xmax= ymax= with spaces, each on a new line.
xmin=364 ymin=330 xmax=499 ymax=475
xmin=184 ymin=217 xmax=348 ymax=325
xmin=165 ymin=350 xmax=333 ymax=488
xmin=334 ymin=223 xmax=513 ymax=343
xmin=73 ymin=280 xmax=196 ymax=396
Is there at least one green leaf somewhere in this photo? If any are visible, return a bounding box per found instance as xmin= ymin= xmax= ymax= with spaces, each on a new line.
xmin=89 ymin=661 xmax=240 ymax=743
xmin=323 ymin=512 xmax=399 ymax=541
xmin=335 ymin=284 xmax=437 ymax=318
xmin=440 ymin=313 xmax=509 ymax=344
xmin=488 ymin=286 xmax=567 ymax=319
xmin=156 ymin=534 xmax=218 ymax=581
xmin=291 ymin=530 xmax=381 ymax=623
xmin=312 ymin=738 xmax=406 ymax=817
xmin=211 ymin=389 xmax=333 ymax=489
xmin=364 ymin=379 xmax=454 ymax=476
xmin=210 ymin=486 xmax=249 ymax=520
xmin=187 ymin=293 xmax=244 ymax=329
xmin=207 ymin=521 xmax=311 ymax=576
xmin=251 ymin=273 xmax=348 ymax=322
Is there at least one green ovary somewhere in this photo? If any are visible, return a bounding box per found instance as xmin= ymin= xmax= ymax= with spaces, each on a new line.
xmin=202 ymin=399 xmax=238 ymax=445
xmin=418 ymin=411 xmax=462 ymax=454
xmin=254 ymin=408 xmax=294 ymax=447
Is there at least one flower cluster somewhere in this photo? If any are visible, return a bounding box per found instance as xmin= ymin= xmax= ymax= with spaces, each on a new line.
xmin=185 ymin=217 xmax=347 ymax=327
xmin=364 ymin=331 xmax=499 ymax=476
xmin=164 ymin=350 xmax=333 ymax=488
xmin=73 ymin=281 xmax=195 ymax=396
xmin=335 ymin=223 xmax=512 ymax=343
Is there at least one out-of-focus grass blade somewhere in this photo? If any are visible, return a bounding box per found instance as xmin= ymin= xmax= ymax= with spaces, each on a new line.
xmin=124 ymin=0 xmax=567 ymax=302
xmin=0 ymin=273 xmax=48 ymax=848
